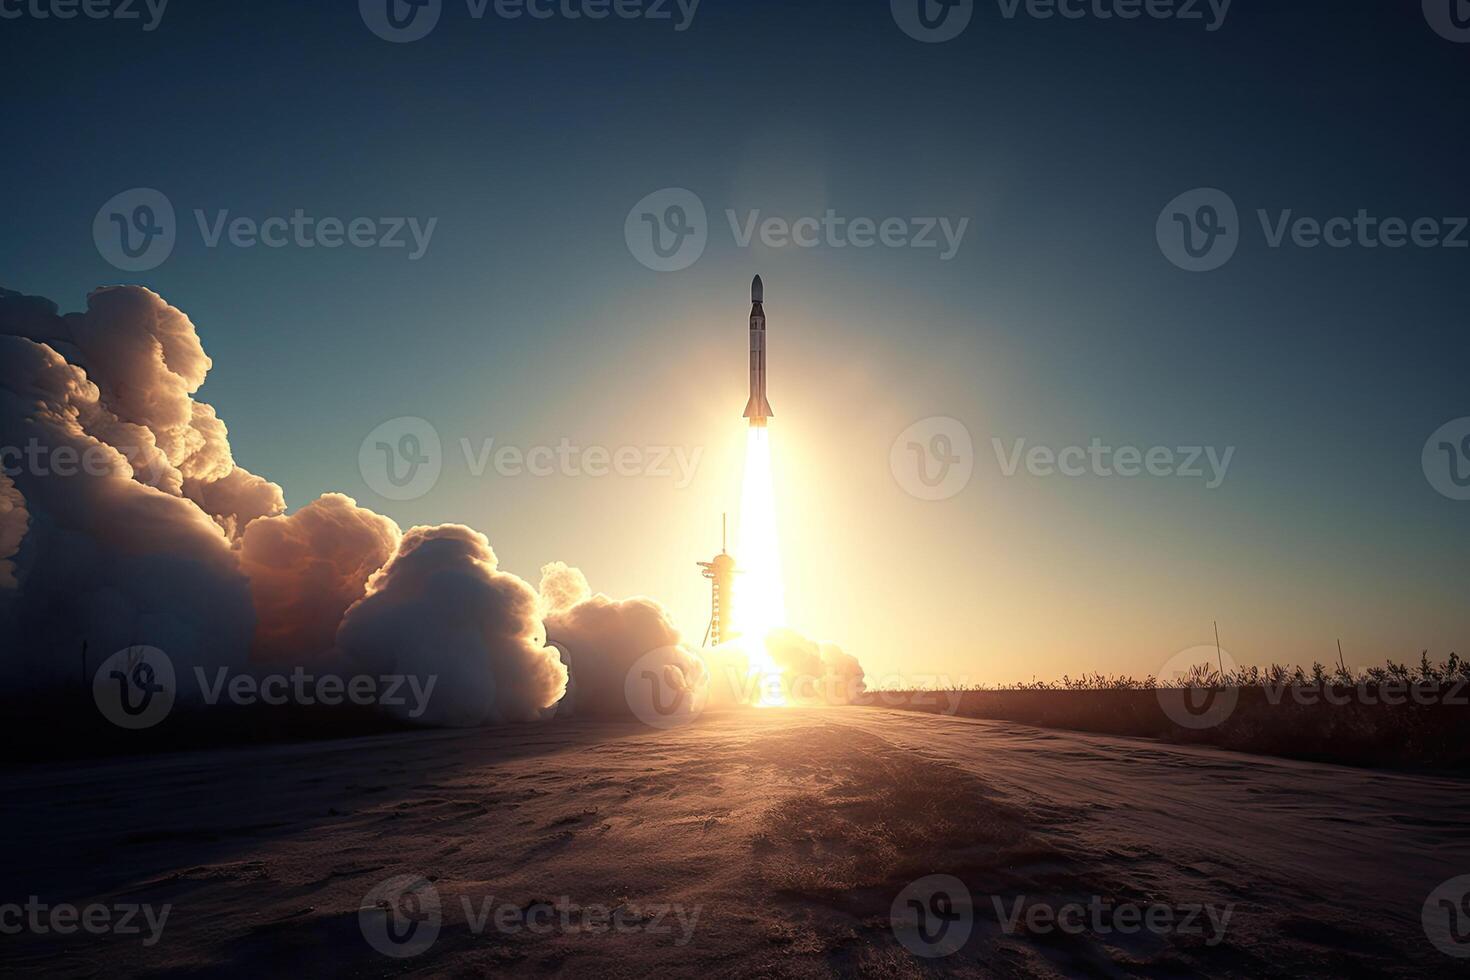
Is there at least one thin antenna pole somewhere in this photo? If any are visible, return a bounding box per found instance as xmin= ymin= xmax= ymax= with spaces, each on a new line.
xmin=1214 ymin=621 xmax=1224 ymax=680
xmin=722 ymin=513 xmax=727 ymax=553
xmin=1337 ymin=638 xmax=1346 ymax=674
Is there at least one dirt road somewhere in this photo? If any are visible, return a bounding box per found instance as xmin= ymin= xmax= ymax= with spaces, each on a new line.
xmin=5 ymin=708 xmax=1465 ymax=976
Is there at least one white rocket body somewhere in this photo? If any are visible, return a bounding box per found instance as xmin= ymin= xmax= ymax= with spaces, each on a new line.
xmin=743 ymin=275 xmax=773 ymax=426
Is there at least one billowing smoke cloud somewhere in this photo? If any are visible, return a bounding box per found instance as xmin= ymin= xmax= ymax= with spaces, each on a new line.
xmin=0 ymin=286 xmax=574 ymax=727
xmin=701 ymin=630 xmax=867 ymax=708
xmin=543 ymin=578 xmax=707 ymax=719
xmin=538 ymin=560 xmax=591 ymax=616
xmin=0 ymin=471 xmax=26 ymax=589
xmin=179 ymin=413 xmax=288 ymax=540
xmin=337 ymin=525 xmax=568 ymax=726
xmin=764 ymin=628 xmax=867 ymax=705
xmin=238 ymin=493 xmax=402 ymax=665
xmin=0 ymin=330 xmax=255 ymax=695
xmin=0 ymin=283 xmax=864 ymax=733
xmin=0 ymin=286 xmax=286 ymax=537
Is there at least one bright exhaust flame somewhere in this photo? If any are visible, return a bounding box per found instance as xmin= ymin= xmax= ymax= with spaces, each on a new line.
xmin=735 ymin=425 xmax=786 ymax=706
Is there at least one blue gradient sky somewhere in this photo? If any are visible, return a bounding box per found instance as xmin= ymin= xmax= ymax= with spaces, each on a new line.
xmin=3 ymin=0 xmax=1467 ymax=681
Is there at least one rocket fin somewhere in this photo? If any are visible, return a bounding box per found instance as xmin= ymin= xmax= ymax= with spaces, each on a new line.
xmin=743 ymin=396 xmax=774 ymax=420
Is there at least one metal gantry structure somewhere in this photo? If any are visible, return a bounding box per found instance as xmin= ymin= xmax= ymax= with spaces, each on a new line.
xmin=698 ymin=515 xmax=737 ymax=647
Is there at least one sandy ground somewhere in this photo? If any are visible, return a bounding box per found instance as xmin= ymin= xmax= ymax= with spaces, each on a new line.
xmin=4 ymin=708 xmax=1466 ymax=977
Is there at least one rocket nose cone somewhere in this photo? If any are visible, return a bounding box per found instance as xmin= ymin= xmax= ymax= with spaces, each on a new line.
xmin=751 ymin=275 xmax=764 ymax=303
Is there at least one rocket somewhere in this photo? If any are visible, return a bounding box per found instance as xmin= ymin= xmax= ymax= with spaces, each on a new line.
xmin=743 ymin=275 xmax=773 ymax=426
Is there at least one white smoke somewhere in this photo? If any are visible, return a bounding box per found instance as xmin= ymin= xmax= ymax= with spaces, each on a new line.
xmin=0 ymin=284 xmax=864 ymax=733
xmin=237 ymin=493 xmax=402 ymax=666
xmin=337 ymin=525 xmax=568 ymax=726
xmin=538 ymin=560 xmax=592 ymax=617
xmin=0 ymin=331 xmax=255 ymax=696
xmin=542 ymin=577 xmax=707 ymax=719
xmin=0 ymin=286 xmax=286 ymax=536
xmin=764 ymin=628 xmax=867 ymax=705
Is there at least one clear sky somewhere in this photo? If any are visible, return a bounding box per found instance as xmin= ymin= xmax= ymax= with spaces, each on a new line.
xmin=3 ymin=0 xmax=1467 ymax=683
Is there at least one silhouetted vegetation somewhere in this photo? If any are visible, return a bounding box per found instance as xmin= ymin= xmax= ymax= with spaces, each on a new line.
xmin=877 ymin=653 xmax=1470 ymax=771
